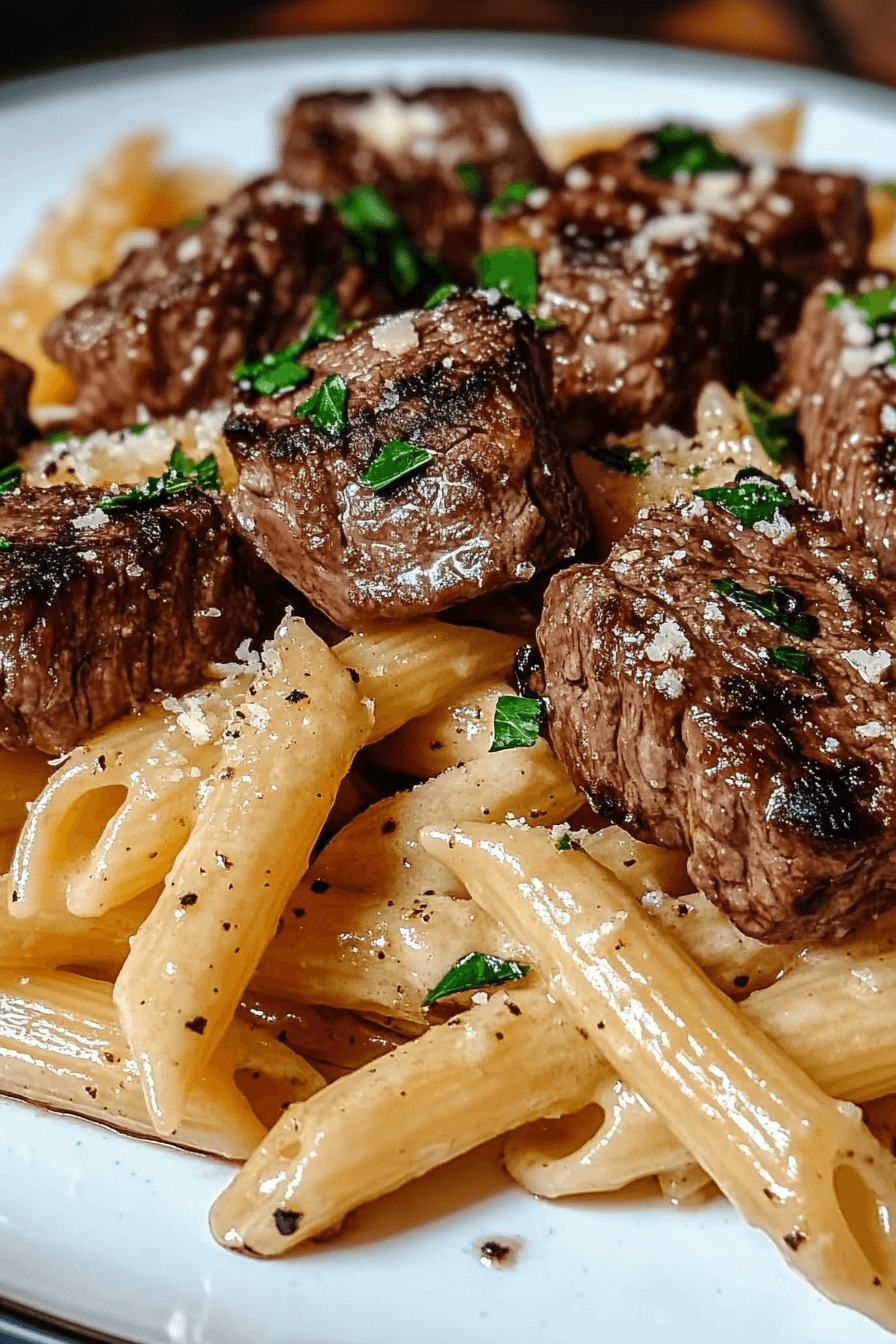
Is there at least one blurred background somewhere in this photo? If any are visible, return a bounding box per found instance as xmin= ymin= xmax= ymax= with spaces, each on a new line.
xmin=2 ymin=0 xmax=896 ymax=87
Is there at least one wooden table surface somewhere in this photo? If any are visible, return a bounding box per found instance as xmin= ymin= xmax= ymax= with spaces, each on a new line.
xmin=2 ymin=0 xmax=895 ymax=87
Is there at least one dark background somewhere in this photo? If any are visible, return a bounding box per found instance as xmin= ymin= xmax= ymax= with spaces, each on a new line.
xmin=2 ymin=0 xmax=896 ymax=87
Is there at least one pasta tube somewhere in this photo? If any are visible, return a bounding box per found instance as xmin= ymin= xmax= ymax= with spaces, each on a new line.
xmin=113 ymin=617 xmax=372 ymax=1135
xmin=333 ymin=620 xmax=519 ymax=743
xmin=368 ymin=675 xmax=510 ymax=777
xmin=421 ymin=822 xmax=896 ymax=1332
xmin=0 ymin=970 xmax=323 ymax=1159
xmin=296 ymin=739 xmax=579 ymax=903
xmin=209 ymin=981 xmax=602 ymax=1254
xmin=0 ymin=748 xmax=53 ymax=833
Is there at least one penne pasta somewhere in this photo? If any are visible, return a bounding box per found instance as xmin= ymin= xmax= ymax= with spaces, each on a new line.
xmin=0 ymin=970 xmax=323 ymax=1160
xmin=113 ymin=617 xmax=372 ymax=1134
xmin=333 ymin=620 xmax=520 ymax=743
xmin=209 ymin=980 xmax=602 ymax=1254
xmin=0 ymin=748 xmax=53 ymax=834
xmin=294 ymin=739 xmax=579 ymax=903
xmin=367 ymin=675 xmax=511 ymax=777
xmin=421 ymin=821 xmax=896 ymax=1331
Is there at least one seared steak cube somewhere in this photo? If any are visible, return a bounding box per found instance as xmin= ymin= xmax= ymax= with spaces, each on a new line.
xmin=224 ymin=292 xmax=590 ymax=626
xmin=481 ymin=185 xmax=760 ymax=443
xmin=0 ymin=351 xmax=35 ymax=465
xmin=42 ymin=177 xmax=359 ymax=432
xmin=538 ymin=478 xmax=896 ymax=943
xmin=784 ymin=274 xmax=896 ymax=576
xmin=0 ymin=486 xmax=260 ymax=752
xmin=572 ymin=129 xmax=869 ymax=342
xmin=279 ymin=85 xmax=552 ymax=278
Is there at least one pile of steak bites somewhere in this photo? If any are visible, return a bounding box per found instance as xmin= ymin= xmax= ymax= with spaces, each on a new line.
xmin=5 ymin=82 xmax=896 ymax=944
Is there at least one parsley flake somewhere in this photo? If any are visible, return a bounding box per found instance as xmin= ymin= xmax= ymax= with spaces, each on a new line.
xmin=0 ymin=537 xmax=11 ymax=551
xmin=302 ymin=289 xmax=345 ymax=349
xmin=739 ymin=385 xmax=797 ymax=465
xmin=128 ymin=422 xmax=151 ymax=436
xmin=361 ymin=439 xmax=433 ymax=492
xmin=490 ymin=180 xmax=537 ymax=218
xmin=98 ymin=445 xmax=221 ymax=513
xmin=556 ymin=832 xmax=573 ymax=851
xmin=767 ymin=646 xmax=815 ymax=677
xmin=422 ymin=951 xmax=530 ymax=1006
xmin=475 ymin=246 xmax=561 ymax=330
xmin=712 ymin=577 xmax=819 ymax=641
xmin=423 ymin=282 xmax=459 ymax=310
xmin=0 ymin=463 xmax=23 ymax=496
xmin=490 ymin=694 xmax=545 ymax=752
xmin=593 ymin=444 xmax=649 ymax=476
xmin=179 ymin=210 xmax=208 ymax=231
xmin=334 ymin=184 xmax=446 ymax=302
xmin=641 ymin=124 xmax=739 ymax=180
xmin=294 ymin=375 xmax=348 ymax=435
xmin=455 ymin=162 xmax=485 ymax=204
xmin=697 ymin=467 xmax=793 ymax=529
xmin=44 ymin=429 xmax=76 ymax=445
xmin=232 ymin=342 xmax=310 ymax=397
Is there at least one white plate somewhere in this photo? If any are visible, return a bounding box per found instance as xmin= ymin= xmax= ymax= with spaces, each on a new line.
xmin=1 ymin=32 xmax=896 ymax=1344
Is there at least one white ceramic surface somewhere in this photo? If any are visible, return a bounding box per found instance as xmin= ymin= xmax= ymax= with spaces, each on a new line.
xmin=2 ymin=33 xmax=896 ymax=1344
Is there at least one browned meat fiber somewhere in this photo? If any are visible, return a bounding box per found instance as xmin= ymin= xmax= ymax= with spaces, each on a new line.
xmin=0 ymin=350 xmax=35 ymax=464
xmin=482 ymin=183 xmax=760 ymax=444
xmin=278 ymin=84 xmax=552 ymax=280
xmin=224 ymin=292 xmax=591 ymax=627
xmin=785 ymin=273 xmax=896 ymax=577
xmin=42 ymin=177 xmax=366 ymax=432
xmin=537 ymin=479 xmax=896 ymax=943
xmin=0 ymin=486 xmax=260 ymax=752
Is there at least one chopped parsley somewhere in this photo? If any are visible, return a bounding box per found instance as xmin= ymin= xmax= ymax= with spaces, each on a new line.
xmin=490 ymin=180 xmax=537 ymax=218
xmin=824 ymin=283 xmax=896 ymax=360
xmin=697 ymin=467 xmax=793 ymax=529
xmin=490 ymin=694 xmax=545 ymax=752
xmin=422 ymin=951 xmax=530 ymax=1006
xmin=641 ymin=124 xmax=739 ymax=180
xmin=593 ymin=444 xmax=649 ymax=476
xmin=0 ymin=537 xmax=11 ymax=551
xmin=712 ymin=577 xmax=819 ymax=641
xmin=739 ymin=385 xmax=797 ymax=465
xmin=44 ymin=428 xmax=75 ymax=445
xmin=0 ymin=463 xmax=23 ymax=495
xmin=423 ymin=282 xmax=459 ymax=310
xmin=875 ymin=182 xmax=896 ymax=196
xmin=232 ymin=342 xmax=310 ymax=397
xmin=333 ymin=183 xmax=446 ymax=303
xmin=128 ymin=422 xmax=151 ymax=436
xmin=302 ymin=288 xmax=349 ymax=350
xmin=179 ymin=210 xmax=208 ymax=231
xmin=475 ymin=246 xmax=561 ymax=330
xmin=767 ymin=646 xmax=815 ymax=677
xmin=361 ymin=439 xmax=433 ymax=492
xmin=455 ymin=161 xmax=485 ymax=204
xmin=294 ymin=374 xmax=348 ymax=435
xmin=98 ymin=445 xmax=221 ymax=513
xmin=556 ymin=832 xmax=573 ymax=851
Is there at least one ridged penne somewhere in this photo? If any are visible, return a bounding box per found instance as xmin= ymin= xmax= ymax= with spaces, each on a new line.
xmin=114 ymin=617 xmax=372 ymax=1134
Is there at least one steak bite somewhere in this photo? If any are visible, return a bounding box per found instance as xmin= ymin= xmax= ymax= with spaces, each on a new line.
xmin=570 ymin=127 xmax=869 ymax=344
xmin=224 ymin=292 xmax=591 ymax=626
xmin=0 ymin=351 xmax=36 ymax=465
xmin=41 ymin=177 xmax=364 ymax=432
xmin=784 ymin=275 xmax=896 ymax=576
xmin=481 ymin=182 xmax=760 ymax=443
xmin=0 ymin=485 xmax=261 ymax=753
xmin=537 ymin=476 xmax=896 ymax=943
xmin=279 ymin=85 xmax=552 ymax=278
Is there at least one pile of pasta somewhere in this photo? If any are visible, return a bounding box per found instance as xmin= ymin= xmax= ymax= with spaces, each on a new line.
xmin=5 ymin=99 xmax=896 ymax=1337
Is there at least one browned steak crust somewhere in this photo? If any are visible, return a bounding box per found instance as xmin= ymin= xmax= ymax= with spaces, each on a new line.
xmin=278 ymin=85 xmax=552 ymax=278
xmin=0 ymin=350 xmax=35 ymax=465
xmin=785 ymin=275 xmax=896 ymax=576
xmin=41 ymin=177 xmax=355 ymax=432
xmin=0 ymin=486 xmax=260 ymax=752
xmin=538 ymin=486 xmax=896 ymax=943
xmin=572 ymin=131 xmax=869 ymax=341
xmin=482 ymin=185 xmax=760 ymax=442
xmin=224 ymin=293 xmax=591 ymax=626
